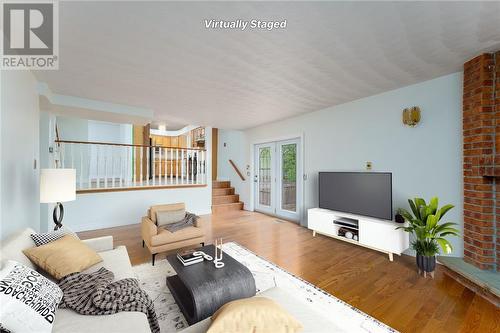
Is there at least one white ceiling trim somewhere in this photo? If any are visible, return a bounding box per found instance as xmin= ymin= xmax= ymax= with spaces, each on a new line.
xmin=150 ymin=125 xmax=199 ymax=137
xmin=38 ymin=82 xmax=153 ymax=125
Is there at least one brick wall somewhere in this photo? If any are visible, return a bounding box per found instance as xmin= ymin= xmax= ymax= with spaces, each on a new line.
xmin=462 ymin=52 xmax=498 ymax=271
xmin=496 ymin=51 xmax=500 ymax=270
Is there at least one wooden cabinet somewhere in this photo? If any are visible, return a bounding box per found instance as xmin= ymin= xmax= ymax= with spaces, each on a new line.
xmin=170 ymin=136 xmax=178 ymax=147
xmin=178 ymin=135 xmax=187 ymax=148
xmin=151 ymin=135 xmax=187 ymax=148
xmin=163 ymin=136 xmax=176 ymax=147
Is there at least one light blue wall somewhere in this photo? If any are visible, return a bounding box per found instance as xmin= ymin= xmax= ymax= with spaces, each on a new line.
xmin=221 ymin=72 xmax=464 ymax=257
xmin=217 ymin=129 xmax=248 ymax=199
xmin=56 ymin=116 xmax=89 ymax=141
xmin=1 ymin=71 xmax=41 ymax=240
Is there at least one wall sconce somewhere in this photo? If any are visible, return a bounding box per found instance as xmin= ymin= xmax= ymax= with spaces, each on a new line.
xmin=402 ymin=106 xmax=421 ymax=127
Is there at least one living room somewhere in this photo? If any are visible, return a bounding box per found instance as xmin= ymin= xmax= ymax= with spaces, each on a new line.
xmin=1 ymin=1 xmax=499 ymax=333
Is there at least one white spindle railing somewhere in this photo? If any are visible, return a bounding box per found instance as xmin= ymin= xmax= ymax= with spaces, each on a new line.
xmin=55 ymin=140 xmax=207 ymax=190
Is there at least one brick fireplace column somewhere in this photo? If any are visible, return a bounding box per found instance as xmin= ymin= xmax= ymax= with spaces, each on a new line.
xmin=462 ymin=51 xmax=499 ymax=271
xmin=496 ymin=52 xmax=500 ymax=271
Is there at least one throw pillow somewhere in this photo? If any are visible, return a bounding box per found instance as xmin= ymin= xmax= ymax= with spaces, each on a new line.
xmin=0 ymin=260 xmax=63 ymax=333
xmin=23 ymin=235 xmax=102 ymax=280
xmin=207 ymin=297 xmax=303 ymax=333
xmin=156 ymin=208 xmax=186 ymax=227
xmin=30 ymin=226 xmax=79 ymax=247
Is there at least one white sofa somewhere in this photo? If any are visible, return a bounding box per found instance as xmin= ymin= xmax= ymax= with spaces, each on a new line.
xmin=2 ymin=229 xmax=345 ymax=333
xmin=0 ymin=228 xmax=151 ymax=333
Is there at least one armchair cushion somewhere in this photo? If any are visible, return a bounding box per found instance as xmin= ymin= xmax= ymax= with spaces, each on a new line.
xmin=156 ymin=208 xmax=186 ymax=227
xmin=149 ymin=203 xmax=185 ymax=224
xmin=151 ymin=226 xmax=204 ymax=247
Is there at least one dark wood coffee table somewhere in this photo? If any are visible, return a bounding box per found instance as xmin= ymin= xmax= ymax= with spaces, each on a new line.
xmin=166 ymin=244 xmax=256 ymax=325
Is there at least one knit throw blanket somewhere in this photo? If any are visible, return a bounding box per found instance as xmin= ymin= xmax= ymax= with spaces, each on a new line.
xmin=58 ymin=267 xmax=159 ymax=333
xmin=164 ymin=212 xmax=199 ymax=233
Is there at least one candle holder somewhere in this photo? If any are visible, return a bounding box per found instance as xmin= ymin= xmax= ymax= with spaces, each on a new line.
xmin=213 ymin=238 xmax=225 ymax=269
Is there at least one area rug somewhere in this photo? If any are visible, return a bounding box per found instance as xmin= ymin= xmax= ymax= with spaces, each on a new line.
xmin=132 ymin=242 xmax=397 ymax=333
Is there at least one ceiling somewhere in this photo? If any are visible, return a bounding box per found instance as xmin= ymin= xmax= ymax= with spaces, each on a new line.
xmin=34 ymin=1 xmax=500 ymax=130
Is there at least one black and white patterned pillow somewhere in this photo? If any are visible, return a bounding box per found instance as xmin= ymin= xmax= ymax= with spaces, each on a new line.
xmin=0 ymin=260 xmax=63 ymax=333
xmin=30 ymin=227 xmax=79 ymax=247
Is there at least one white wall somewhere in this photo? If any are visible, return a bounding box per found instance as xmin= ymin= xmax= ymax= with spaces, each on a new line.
xmin=217 ymin=129 xmax=248 ymax=199
xmin=1 ymin=71 xmax=41 ymax=239
xmin=88 ymin=120 xmax=132 ymax=144
xmin=39 ymin=111 xmax=56 ymax=232
xmin=56 ymin=117 xmax=133 ymax=145
xmin=63 ymin=127 xmax=213 ymax=231
xmin=220 ymin=73 xmax=463 ymax=257
xmin=65 ymin=187 xmax=212 ymax=232
xmin=56 ymin=116 xmax=89 ymax=141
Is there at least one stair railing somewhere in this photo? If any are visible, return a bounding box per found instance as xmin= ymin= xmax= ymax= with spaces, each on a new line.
xmin=55 ymin=139 xmax=207 ymax=191
xmin=228 ymin=159 xmax=245 ymax=181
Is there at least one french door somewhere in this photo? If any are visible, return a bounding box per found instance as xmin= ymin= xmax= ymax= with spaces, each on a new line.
xmin=254 ymin=138 xmax=301 ymax=222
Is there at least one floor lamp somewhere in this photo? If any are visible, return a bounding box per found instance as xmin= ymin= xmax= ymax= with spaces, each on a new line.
xmin=40 ymin=169 xmax=76 ymax=231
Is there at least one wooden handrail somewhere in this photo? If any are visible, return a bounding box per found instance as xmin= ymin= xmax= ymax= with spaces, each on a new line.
xmin=55 ymin=139 xmax=206 ymax=151
xmin=229 ymin=159 xmax=245 ymax=181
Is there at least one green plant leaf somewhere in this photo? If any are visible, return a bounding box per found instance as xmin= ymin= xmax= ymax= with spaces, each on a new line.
xmin=439 ymin=231 xmax=460 ymax=237
xmin=434 ymin=222 xmax=459 ymax=233
xmin=414 ymin=225 xmax=427 ymax=241
xmin=427 ymin=214 xmax=438 ymax=230
xmin=398 ymin=208 xmax=414 ymax=222
xmin=429 ymin=197 xmax=438 ymax=214
xmin=436 ymin=238 xmax=453 ymax=254
xmin=408 ymin=199 xmax=419 ymax=219
xmin=420 ymin=205 xmax=432 ymax=222
xmin=438 ymin=204 xmax=454 ymax=220
xmin=415 ymin=198 xmax=426 ymax=209
xmin=412 ymin=218 xmax=425 ymax=227
xmin=437 ymin=228 xmax=460 ymax=237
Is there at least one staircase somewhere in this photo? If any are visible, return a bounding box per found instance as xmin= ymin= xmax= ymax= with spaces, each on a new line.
xmin=212 ymin=180 xmax=243 ymax=213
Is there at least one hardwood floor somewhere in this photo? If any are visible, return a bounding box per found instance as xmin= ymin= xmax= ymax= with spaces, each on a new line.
xmin=78 ymin=210 xmax=500 ymax=333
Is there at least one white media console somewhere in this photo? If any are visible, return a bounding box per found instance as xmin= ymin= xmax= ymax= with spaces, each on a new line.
xmin=308 ymin=208 xmax=409 ymax=261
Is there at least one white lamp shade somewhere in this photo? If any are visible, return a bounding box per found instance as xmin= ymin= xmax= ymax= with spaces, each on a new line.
xmin=40 ymin=169 xmax=76 ymax=203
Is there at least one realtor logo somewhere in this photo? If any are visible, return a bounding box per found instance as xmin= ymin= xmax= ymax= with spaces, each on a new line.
xmin=1 ymin=1 xmax=59 ymax=69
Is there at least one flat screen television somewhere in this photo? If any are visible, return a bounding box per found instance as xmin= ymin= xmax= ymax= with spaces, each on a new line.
xmin=319 ymin=172 xmax=392 ymax=220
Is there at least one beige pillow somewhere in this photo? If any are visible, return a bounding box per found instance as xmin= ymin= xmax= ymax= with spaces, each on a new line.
xmin=208 ymin=297 xmax=303 ymax=333
xmin=23 ymin=235 xmax=102 ymax=280
xmin=156 ymin=208 xmax=186 ymax=226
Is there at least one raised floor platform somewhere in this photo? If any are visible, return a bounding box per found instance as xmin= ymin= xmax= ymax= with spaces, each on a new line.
xmin=439 ymin=256 xmax=499 ymax=306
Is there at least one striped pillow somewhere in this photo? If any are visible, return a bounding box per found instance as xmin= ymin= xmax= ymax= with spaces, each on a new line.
xmin=30 ymin=227 xmax=79 ymax=247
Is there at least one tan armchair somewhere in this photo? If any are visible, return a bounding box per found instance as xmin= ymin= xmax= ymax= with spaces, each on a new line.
xmin=141 ymin=203 xmax=205 ymax=265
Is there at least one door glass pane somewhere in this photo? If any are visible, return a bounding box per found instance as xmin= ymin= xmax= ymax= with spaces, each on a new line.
xmin=281 ymin=144 xmax=296 ymax=212
xmin=259 ymin=147 xmax=271 ymax=206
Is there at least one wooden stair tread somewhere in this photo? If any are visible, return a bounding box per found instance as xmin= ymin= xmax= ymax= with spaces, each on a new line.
xmin=213 ymin=180 xmax=231 ymax=188
xmin=212 ymin=180 xmax=243 ymax=212
xmin=212 ymin=187 xmax=235 ymax=196
xmin=212 ymin=201 xmax=243 ymax=206
xmin=212 ymin=194 xmax=240 ymax=204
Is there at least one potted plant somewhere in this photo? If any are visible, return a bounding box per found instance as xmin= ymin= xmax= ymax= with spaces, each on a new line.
xmin=397 ymin=197 xmax=460 ymax=278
